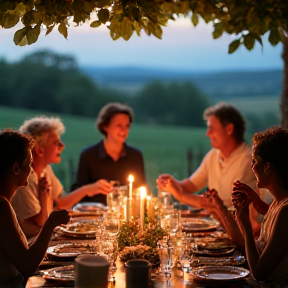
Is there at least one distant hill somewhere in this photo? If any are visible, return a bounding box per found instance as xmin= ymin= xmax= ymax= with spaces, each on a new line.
xmin=80 ymin=66 xmax=283 ymax=99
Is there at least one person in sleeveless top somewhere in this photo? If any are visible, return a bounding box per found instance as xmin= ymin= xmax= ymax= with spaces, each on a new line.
xmin=0 ymin=129 xmax=70 ymax=287
xmin=232 ymin=126 xmax=288 ymax=283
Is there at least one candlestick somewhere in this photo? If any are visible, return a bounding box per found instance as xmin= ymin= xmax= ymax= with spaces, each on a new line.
xmin=139 ymin=187 xmax=146 ymax=233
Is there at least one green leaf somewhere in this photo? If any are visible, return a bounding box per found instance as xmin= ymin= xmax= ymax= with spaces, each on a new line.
xmin=58 ymin=22 xmax=68 ymax=39
xmin=27 ymin=23 xmax=41 ymax=44
xmin=243 ymin=33 xmax=255 ymax=50
xmin=110 ymin=22 xmax=121 ymax=40
xmin=98 ymin=8 xmax=110 ymax=24
xmin=14 ymin=3 xmax=26 ymax=17
xmin=45 ymin=24 xmax=55 ymax=36
xmin=90 ymin=20 xmax=101 ymax=28
xmin=96 ymin=0 xmax=112 ymax=8
xmin=18 ymin=35 xmax=28 ymax=46
xmin=3 ymin=13 xmax=19 ymax=28
xmin=120 ymin=17 xmax=133 ymax=41
xmin=228 ymin=39 xmax=241 ymax=54
xmin=148 ymin=22 xmax=162 ymax=39
xmin=83 ymin=1 xmax=96 ymax=13
xmin=133 ymin=21 xmax=141 ymax=36
xmin=72 ymin=0 xmax=84 ymax=25
xmin=268 ymin=29 xmax=280 ymax=46
xmin=212 ymin=22 xmax=223 ymax=39
xmin=13 ymin=26 xmax=28 ymax=45
xmin=191 ymin=13 xmax=198 ymax=26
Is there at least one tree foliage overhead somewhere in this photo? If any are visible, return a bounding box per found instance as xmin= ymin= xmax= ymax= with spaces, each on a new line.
xmin=0 ymin=0 xmax=287 ymax=52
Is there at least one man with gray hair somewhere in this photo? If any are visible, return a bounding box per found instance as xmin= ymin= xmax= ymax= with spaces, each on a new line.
xmin=12 ymin=116 xmax=112 ymax=240
xmin=157 ymin=103 xmax=271 ymax=237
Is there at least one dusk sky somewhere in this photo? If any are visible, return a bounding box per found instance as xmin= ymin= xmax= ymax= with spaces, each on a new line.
xmin=0 ymin=18 xmax=283 ymax=72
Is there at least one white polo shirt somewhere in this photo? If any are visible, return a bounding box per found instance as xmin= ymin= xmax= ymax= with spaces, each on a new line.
xmin=189 ymin=142 xmax=257 ymax=207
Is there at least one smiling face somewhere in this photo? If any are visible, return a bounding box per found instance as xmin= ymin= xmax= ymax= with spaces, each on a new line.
xmin=206 ymin=115 xmax=232 ymax=150
xmin=251 ymin=145 xmax=267 ymax=189
xmin=41 ymin=129 xmax=65 ymax=165
xmin=104 ymin=113 xmax=131 ymax=144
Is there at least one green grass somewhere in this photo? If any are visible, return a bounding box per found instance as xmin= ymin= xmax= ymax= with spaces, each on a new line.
xmin=0 ymin=96 xmax=280 ymax=194
xmin=0 ymin=106 xmax=210 ymax=194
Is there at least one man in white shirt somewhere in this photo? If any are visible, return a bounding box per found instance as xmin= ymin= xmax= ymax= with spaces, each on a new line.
xmin=157 ymin=102 xmax=270 ymax=235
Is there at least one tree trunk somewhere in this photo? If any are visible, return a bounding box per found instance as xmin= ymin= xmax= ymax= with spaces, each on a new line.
xmin=281 ymin=35 xmax=288 ymax=128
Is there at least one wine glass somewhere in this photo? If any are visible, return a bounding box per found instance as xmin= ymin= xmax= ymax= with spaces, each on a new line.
xmin=98 ymin=239 xmax=118 ymax=282
xmin=104 ymin=217 xmax=120 ymax=238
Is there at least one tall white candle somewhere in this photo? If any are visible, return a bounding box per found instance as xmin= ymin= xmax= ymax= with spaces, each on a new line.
xmin=139 ymin=187 xmax=146 ymax=233
xmin=127 ymin=174 xmax=134 ymax=199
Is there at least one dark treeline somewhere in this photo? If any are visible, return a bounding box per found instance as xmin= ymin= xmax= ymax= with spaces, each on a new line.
xmin=0 ymin=50 xmax=209 ymax=127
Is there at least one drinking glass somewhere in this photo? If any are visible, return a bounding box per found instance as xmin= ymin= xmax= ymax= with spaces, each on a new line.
xmin=104 ymin=217 xmax=120 ymax=238
xmin=157 ymin=238 xmax=175 ymax=277
xmin=97 ymin=239 xmax=118 ymax=282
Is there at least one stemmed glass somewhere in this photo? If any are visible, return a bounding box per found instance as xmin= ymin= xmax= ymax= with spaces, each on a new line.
xmin=98 ymin=238 xmax=118 ymax=282
xmin=157 ymin=237 xmax=175 ymax=278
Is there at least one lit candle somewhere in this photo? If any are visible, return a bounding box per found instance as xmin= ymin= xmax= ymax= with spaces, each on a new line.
xmin=139 ymin=187 xmax=146 ymax=233
xmin=127 ymin=174 xmax=134 ymax=199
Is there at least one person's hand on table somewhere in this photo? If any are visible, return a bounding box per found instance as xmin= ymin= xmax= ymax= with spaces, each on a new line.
xmin=87 ymin=179 xmax=113 ymax=197
xmin=156 ymin=174 xmax=183 ymax=201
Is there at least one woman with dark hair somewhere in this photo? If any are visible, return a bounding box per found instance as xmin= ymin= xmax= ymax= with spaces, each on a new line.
xmin=71 ymin=102 xmax=146 ymax=204
xmin=232 ymin=126 xmax=288 ymax=283
xmin=0 ymin=129 xmax=69 ymax=287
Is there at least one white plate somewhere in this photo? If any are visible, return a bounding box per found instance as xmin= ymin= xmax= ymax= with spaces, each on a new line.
xmin=193 ymin=265 xmax=250 ymax=281
xmin=193 ymin=247 xmax=235 ymax=256
xmin=181 ymin=218 xmax=219 ymax=232
xmin=73 ymin=202 xmax=107 ymax=213
xmin=58 ymin=220 xmax=97 ymax=238
xmin=42 ymin=265 xmax=74 ymax=282
xmin=46 ymin=243 xmax=96 ymax=258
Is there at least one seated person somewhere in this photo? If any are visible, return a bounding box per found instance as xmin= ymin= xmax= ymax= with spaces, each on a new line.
xmin=233 ymin=126 xmax=288 ymax=283
xmin=12 ymin=116 xmax=110 ymax=240
xmin=71 ymin=102 xmax=146 ymax=204
xmin=0 ymin=129 xmax=69 ymax=287
xmin=157 ymin=102 xmax=264 ymax=234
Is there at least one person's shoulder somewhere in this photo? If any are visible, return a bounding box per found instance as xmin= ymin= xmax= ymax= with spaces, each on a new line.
xmin=125 ymin=144 xmax=143 ymax=155
xmin=81 ymin=142 xmax=102 ymax=154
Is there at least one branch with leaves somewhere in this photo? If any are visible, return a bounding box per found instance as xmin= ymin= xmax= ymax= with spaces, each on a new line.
xmin=0 ymin=0 xmax=287 ymax=53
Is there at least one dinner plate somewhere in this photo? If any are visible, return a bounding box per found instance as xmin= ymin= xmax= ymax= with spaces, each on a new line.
xmin=193 ymin=265 xmax=250 ymax=282
xmin=46 ymin=243 xmax=96 ymax=259
xmin=42 ymin=265 xmax=74 ymax=282
xmin=192 ymin=247 xmax=235 ymax=256
xmin=181 ymin=218 xmax=219 ymax=232
xmin=193 ymin=255 xmax=246 ymax=267
xmin=73 ymin=202 xmax=107 ymax=213
xmin=57 ymin=220 xmax=96 ymax=238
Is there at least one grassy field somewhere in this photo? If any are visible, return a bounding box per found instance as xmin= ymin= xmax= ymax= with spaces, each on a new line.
xmin=0 ymin=106 xmax=210 ymax=194
xmin=0 ymin=96 xmax=280 ymax=194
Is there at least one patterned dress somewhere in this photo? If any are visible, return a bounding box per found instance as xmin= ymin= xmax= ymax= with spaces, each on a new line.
xmin=256 ymin=197 xmax=288 ymax=283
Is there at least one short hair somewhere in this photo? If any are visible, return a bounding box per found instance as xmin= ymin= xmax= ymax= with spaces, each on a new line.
xmin=252 ymin=126 xmax=288 ymax=190
xmin=96 ymin=103 xmax=134 ymax=137
xmin=203 ymin=102 xmax=246 ymax=143
xmin=19 ymin=116 xmax=65 ymax=145
xmin=0 ymin=129 xmax=34 ymax=177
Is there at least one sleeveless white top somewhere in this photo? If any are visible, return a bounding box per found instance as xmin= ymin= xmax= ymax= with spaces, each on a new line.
xmin=256 ymin=197 xmax=288 ymax=283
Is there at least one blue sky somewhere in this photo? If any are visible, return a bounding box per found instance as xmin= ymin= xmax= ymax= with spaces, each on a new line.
xmin=0 ymin=18 xmax=283 ymax=71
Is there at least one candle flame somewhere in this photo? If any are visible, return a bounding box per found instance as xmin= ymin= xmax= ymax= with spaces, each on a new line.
xmin=139 ymin=186 xmax=146 ymax=198
xmin=128 ymin=174 xmax=134 ymax=182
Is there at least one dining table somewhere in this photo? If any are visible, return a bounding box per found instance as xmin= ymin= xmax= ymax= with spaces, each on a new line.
xmin=24 ymin=208 xmax=271 ymax=288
